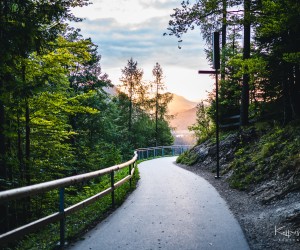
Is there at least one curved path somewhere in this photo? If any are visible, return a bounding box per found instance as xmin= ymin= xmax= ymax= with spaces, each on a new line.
xmin=69 ymin=157 xmax=249 ymax=250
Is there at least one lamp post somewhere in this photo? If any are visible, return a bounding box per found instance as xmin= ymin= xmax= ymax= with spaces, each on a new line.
xmin=198 ymin=31 xmax=220 ymax=179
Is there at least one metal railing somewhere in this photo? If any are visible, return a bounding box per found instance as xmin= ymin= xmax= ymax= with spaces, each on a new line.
xmin=0 ymin=145 xmax=191 ymax=247
xmin=136 ymin=145 xmax=192 ymax=160
xmin=0 ymin=152 xmax=138 ymax=246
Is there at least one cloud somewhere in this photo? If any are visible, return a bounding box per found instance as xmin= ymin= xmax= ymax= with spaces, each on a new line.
xmin=72 ymin=0 xmax=178 ymax=24
xmin=73 ymin=16 xmax=207 ymax=69
xmin=139 ymin=0 xmax=179 ymax=10
xmin=71 ymin=0 xmax=213 ymax=101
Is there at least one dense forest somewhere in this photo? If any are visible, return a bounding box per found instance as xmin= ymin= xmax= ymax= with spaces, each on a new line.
xmin=0 ymin=0 xmax=299 ymax=248
xmin=170 ymin=2 xmax=300 ymax=248
xmin=0 ymin=0 xmax=173 ymax=238
xmin=166 ymin=0 xmax=299 ymax=141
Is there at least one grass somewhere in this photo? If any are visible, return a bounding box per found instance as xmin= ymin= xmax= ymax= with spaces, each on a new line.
xmin=176 ymin=150 xmax=199 ymax=166
xmin=227 ymin=122 xmax=300 ymax=190
xmin=175 ymin=120 xmax=300 ymax=192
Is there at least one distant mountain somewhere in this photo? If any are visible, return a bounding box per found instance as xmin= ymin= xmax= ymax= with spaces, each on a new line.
xmin=168 ymin=94 xmax=198 ymax=115
xmin=167 ymin=93 xmax=198 ymax=133
xmin=170 ymin=106 xmax=197 ymax=131
xmin=102 ymin=89 xmax=198 ymax=135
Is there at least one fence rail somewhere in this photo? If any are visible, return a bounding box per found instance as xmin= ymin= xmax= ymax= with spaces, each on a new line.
xmin=0 ymin=152 xmax=138 ymax=246
xmin=136 ymin=145 xmax=192 ymax=160
xmin=0 ymin=145 xmax=192 ymax=247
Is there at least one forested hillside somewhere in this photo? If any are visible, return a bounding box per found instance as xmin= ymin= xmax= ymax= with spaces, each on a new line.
xmin=169 ymin=1 xmax=300 ymax=248
xmin=0 ymin=0 xmax=174 ymax=239
xmin=166 ymin=0 xmax=300 ymax=135
xmin=167 ymin=0 xmax=300 ymax=163
xmin=169 ymin=0 xmax=300 ymax=189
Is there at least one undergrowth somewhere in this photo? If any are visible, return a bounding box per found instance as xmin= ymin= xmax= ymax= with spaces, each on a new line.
xmin=5 ymin=167 xmax=140 ymax=250
xmin=176 ymin=150 xmax=199 ymax=166
xmin=227 ymin=121 xmax=300 ymax=190
xmin=177 ymin=120 xmax=300 ymax=192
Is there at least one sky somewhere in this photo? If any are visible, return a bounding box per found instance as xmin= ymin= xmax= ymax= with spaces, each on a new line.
xmin=72 ymin=0 xmax=214 ymax=102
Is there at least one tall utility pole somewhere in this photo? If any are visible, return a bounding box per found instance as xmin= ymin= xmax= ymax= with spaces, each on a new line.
xmin=240 ymin=0 xmax=251 ymax=126
xmin=213 ymin=32 xmax=220 ymax=179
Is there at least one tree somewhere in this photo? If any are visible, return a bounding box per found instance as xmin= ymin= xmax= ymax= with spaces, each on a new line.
xmin=151 ymin=63 xmax=173 ymax=146
xmin=0 ymin=0 xmax=90 ymax=182
xmin=65 ymin=31 xmax=124 ymax=171
xmin=117 ymin=60 xmax=174 ymax=150
xmin=0 ymin=0 xmax=90 ymax=230
xmin=119 ymin=58 xmax=144 ymax=135
xmin=240 ymin=0 xmax=251 ymax=126
xmin=189 ymin=102 xmax=214 ymax=143
xmin=255 ymin=0 xmax=300 ymax=122
xmin=165 ymin=0 xmax=241 ymax=61
xmin=166 ymin=0 xmax=254 ymax=126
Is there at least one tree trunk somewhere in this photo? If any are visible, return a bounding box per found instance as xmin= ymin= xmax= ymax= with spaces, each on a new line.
xmin=155 ymin=85 xmax=159 ymax=147
xmin=0 ymin=83 xmax=6 ymax=183
xmin=17 ymin=112 xmax=25 ymax=185
xmin=282 ymin=79 xmax=292 ymax=124
xmin=221 ymin=0 xmax=227 ymax=81
xmin=292 ymin=64 xmax=300 ymax=119
xmin=129 ymin=80 xmax=133 ymax=134
xmin=240 ymin=0 xmax=251 ymax=126
xmin=25 ymin=99 xmax=30 ymax=186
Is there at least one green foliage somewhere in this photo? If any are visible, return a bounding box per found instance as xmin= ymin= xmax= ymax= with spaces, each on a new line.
xmin=167 ymin=0 xmax=300 ymax=127
xmin=117 ymin=59 xmax=174 ymax=150
xmin=1 ymin=2 xmax=164 ymax=245
xmin=189 ymin=102 xmax=215 ymax=143
xmin=0 ymin=5 xmax=174 ymax=245
xmin=9 ymin=167 xmax=140 ymax=250
xmin=176 ymin=150 xmax=198 ymax=166
xmin=228 ymin=123 xmax=300 ymax=190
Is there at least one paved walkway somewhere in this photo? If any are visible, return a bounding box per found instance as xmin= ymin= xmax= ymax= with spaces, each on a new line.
xmin=69 ymin=157 xmax=249 ymax=250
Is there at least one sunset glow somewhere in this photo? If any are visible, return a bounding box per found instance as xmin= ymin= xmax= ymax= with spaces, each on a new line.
xmin=72 ymin=0 xmax=213 ymax=101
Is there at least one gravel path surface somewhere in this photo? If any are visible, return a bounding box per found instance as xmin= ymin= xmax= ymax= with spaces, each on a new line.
xmin=68 ymin=157 xmax=249 ymax=250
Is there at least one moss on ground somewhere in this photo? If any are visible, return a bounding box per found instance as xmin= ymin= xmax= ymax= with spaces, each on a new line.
xmin=178 ymin=121 xmax=300 ymax=192
xmin=176 ymin=150 xmax=199 ymax=166
xmin=227 ymin=121 xmax=300 ymax=190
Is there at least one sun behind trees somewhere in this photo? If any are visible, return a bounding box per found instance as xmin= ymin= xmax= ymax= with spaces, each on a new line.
xmin=166 ymin=0 xmax=300 ymax=130
xmin=118 ymin=59 xmax=174 ymax=149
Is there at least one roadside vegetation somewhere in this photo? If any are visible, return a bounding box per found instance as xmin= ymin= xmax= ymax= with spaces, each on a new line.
xmin=227 ymin=122 xmax=300 ymax=191
xmin=177 ymin=120 xmax=300 ymax=196
xmin=6 ymin=167 xmax=140 ymax=250
xmin=172 ymin=0 xmax=299 ymax=194
xmin=0 ymin=1 xmax=173 ymax=248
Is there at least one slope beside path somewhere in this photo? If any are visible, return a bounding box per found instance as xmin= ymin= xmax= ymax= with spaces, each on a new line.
xmin=68 ymin=157 xmax=249 ymax=250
